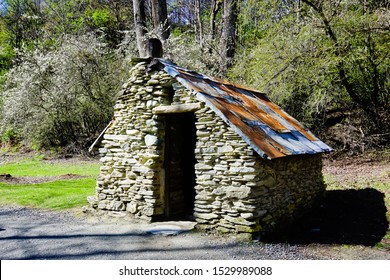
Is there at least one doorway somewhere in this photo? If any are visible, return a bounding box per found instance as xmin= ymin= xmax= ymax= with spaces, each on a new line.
xmin=163 ymin=113 xmax=197 ymax=220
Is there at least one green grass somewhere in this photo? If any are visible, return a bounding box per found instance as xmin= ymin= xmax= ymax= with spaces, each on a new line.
xmin=0 ymin=178 xmax=96 ymax=210
xmin=0 ymin=156 xmax=99 ymax=210
xmin=0 ymin=157 xmax=100 ymax=177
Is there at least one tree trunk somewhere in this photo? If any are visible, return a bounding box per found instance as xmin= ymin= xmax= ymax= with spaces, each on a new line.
xmin=210 ymin=0 xmax=222 ymax=40
xmin=177 ymin=0 xmax=182 ymax=26
xmin=220 ymin=0 xmax=238 ymax=70
xmin=133 ymin=0 xmax=147 ymax=57
xmin=151 ymin=0 xmax=170 ymax=41
xmin=194 ymin=0 xmax=204 ymax=48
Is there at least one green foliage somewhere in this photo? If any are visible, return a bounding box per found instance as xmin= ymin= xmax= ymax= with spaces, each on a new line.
xmin=237 ymin=0 xmax=277 ymax=46
xmin=82 ymin=6 xmax=123 ymax=45
xmin=0 ymin=21 xmax=15 ymax=75
xmin=42 ymin=0 xmax=88 ymax=35
xmin=33 ymin=0 xmax=133 ymax=46
xmin=0 ymin=127 xmax=20 ymax=145
xmin=231 ymin=15 xmax=338 ymax=125
xmin=339 ymin=9 xmax=390 ymax=108
xmin=87 ymin=8 xmax=113 ymax=29
xmin=171 ymin=27 xmax=182 ymax=37
xmin=230 ymin=1 xmax=390 ymax=133
xmin=0 ymin=44 xmax=14 ymax=75
xmin=1 ymin=0 xmax=45 ymax=50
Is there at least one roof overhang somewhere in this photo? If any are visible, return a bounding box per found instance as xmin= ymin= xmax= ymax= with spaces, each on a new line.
xmin=157 ymin=58 xmax=332 ymax=160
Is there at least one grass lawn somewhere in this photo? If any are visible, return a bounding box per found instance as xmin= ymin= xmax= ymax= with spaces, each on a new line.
xmin=0 ymin=156 xmax=99 ymax=210
xmin=0 ymin=178 xmax=96 ymax=209
xmin=0 ymin=156 xmax=100 ymax=177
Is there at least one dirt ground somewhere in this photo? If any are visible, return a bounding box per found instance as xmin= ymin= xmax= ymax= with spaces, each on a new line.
xmin=0 ymin=173 xmax=86 ymax=184
xmin=282 ymin=153 xmax=390 ymax=251
xmin=322 ymin=153 xmax=390 ymax=248
xmin=323 ymin=153 xmax=390 ymax=188
xmin=0 ymin=152 xmax=389 ymax=259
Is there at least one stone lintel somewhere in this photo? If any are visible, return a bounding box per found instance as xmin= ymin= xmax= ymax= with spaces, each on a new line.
xmin=152 ymin=103 xmax=201 ymax=114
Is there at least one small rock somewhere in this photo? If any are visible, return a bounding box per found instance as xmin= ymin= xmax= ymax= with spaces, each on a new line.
xmin=144 ymin=134 xmax=159 ymax=147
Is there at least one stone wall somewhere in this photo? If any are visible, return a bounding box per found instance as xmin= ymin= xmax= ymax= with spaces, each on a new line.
xmin=192 ymin=107 xmax=324 ymax=238
xmin=90 ymin=60 xmax=325 ymax=238
xmin=93 ymin=61 xmax=174 ymax=221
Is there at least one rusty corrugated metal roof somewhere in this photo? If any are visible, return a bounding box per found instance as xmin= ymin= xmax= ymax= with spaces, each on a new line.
xmin=158 ymin=58 xmax=332 ymax=160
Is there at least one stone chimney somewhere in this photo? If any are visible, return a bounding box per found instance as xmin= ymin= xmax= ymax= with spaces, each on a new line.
xmin=146 ymin=38 xmax=163 ymax=58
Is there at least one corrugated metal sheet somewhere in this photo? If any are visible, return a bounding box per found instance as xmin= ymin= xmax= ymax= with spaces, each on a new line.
xmin=158 ymin=58 xmax=332 ymax=160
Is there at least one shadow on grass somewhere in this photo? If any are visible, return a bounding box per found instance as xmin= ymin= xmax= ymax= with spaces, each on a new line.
xmin=265 ymin=188 xmax=389 ymax=246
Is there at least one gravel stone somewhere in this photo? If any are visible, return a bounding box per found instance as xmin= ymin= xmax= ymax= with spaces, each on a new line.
xmin=1 ymin=206 xmax=388 ymax=260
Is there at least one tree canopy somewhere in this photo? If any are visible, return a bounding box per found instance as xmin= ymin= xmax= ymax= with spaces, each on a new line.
xmin=0 ymin=0 xmax=388 ymax=153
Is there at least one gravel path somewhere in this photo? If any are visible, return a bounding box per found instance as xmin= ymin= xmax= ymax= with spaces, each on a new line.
xmin=0 ymin=206 xmax=318 ymax=260
xmin=1 ymin=206 xmax=389 ymax=260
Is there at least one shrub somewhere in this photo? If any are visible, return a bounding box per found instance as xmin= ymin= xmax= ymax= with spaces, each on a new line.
xmin=0 ymin=33 xmax=127 ymax=151
xmin=1 ymin=127 xmax=20 ymax=145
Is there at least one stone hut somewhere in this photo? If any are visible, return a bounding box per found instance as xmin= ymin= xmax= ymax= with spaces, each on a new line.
xmin=88 ymin=57 xmax=332 ymax=238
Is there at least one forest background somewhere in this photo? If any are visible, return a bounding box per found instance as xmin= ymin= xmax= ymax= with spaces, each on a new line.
xmin=0 ymin=0 xmax=388 ymax=155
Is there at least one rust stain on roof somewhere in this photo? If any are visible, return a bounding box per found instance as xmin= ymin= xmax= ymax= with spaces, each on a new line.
xmin=158 ymin=59 xmax=332 ymax=159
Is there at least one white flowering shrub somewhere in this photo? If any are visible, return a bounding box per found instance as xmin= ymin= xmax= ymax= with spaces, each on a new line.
xmin=163 ymin=31 xmax=223 ymax=77
xmin=1 ymin=33 xmax=127 ymax=151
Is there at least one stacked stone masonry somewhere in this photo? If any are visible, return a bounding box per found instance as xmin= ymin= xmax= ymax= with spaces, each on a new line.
xmin=91 ymin=61 xmax=325 ymax=238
